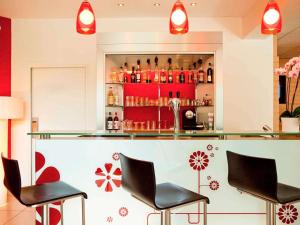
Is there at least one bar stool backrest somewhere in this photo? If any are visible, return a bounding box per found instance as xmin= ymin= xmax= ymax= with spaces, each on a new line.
xmin=226 ymin=151 xmax=278 ymax=201
xmin=119 ymin=153 xmax=156 ymax=208
xmin=1 ymin=154 xmax=22 ymax=201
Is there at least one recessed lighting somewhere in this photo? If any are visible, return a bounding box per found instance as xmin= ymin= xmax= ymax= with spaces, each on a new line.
xmin=153 ymin=2 xmax=160 ymax=7
xmin=117 ymin=2 xmax=125 ymax=7
xmin=190 ymin=2 xmax=197 ymax=7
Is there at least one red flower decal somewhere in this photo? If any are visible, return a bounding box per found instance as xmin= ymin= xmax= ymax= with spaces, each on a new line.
xmin=189 ymin=151 xmax=209 ymax=171
xmin=278 ymin=204 xmax=298 ymax=224
xmin=35 ymin=152 xmax=61 ymax=225
xmin=112 ymin=153 xmax=120 ymax=161
xmin=207 ymin=144 xmax=213 ymax=151
xmin=119 ymin=207 xmax=128 ymax=217
xmin=209 ymin=180 xmax=220 ymax=191
xmin=107 ymin=216 xmax=113 ymax=223
xmin=95 ymin=163 xmax=122 ymax=192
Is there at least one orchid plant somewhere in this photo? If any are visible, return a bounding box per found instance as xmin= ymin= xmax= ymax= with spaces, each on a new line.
xmin=276 ymin=56 xmax=300 ymax=118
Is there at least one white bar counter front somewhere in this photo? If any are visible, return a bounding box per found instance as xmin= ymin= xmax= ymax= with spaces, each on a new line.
xmin=29 ymin=131 xmax=300 ymax=225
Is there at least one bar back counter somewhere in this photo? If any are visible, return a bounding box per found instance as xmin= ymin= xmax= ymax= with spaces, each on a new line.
xmin=28 ymin=131 xmax=300 ymax=225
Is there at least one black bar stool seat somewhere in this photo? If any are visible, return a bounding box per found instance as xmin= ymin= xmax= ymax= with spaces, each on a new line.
xmin=276 ymin=183 xmax=300 ymax=204
xmin=227 ymin=151 xmax=300 ymax=225
xmin=119 ymin=153 xmax=209 ymax=225
xmin=2 ymin=154 xmax=87 ymax=225
xmin=155 ymin=182 xmax=209 ymax=210
xmin=20 ymin=181 xmax=87 ymax=207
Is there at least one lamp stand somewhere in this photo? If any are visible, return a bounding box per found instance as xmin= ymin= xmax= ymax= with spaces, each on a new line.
xmin=0 ymin=119 xmax=8 ymax=206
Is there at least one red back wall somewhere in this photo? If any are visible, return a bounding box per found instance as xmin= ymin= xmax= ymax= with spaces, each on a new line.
xmin=0 ymin=16 xmax=12 ymax=158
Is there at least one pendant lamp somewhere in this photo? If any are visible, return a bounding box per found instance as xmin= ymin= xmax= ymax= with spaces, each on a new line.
xmin=76 ymin=0 xmax=96 ymax=35
xmin=261 ymin=0 xmax=282 ymax=35
xmin=169 ymin=0 xmax=189 ymax=35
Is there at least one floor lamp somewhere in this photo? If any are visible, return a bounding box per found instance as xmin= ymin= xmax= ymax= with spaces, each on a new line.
xmin=0 ymin=96 xmax=23 ymax=206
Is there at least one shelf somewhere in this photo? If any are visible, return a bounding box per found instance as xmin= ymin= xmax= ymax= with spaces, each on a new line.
xmin=196 ymin=83 xmax=214 ymax=85
xmin=106 ymin=105 xmax=124 ymax=108
xmin=106 ymin=82 xmax=124 ymax=85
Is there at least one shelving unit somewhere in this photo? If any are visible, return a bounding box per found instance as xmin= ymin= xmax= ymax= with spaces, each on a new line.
xmin=104 ymin=54 xmax=215 ymax=131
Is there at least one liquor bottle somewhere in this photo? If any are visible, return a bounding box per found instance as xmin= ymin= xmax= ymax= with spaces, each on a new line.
xmin=197 ymin=59 xmax=205 ymax=83
xmin=154 ymin=56 xmax=159 ymax=83
xmin=146 ymin=58 xmax=151 ymax=83
xmin=107 ymin=112 xmax=113 ymax=130
xmin=118 ymin=66 xmax=124 ymax=83
xmin=161 ymin=68 xmax=166 ymax=83
xmin=114 ymin=91 xmax=119 ymax=106
xmin=193 ymin=62 xmax=198 ymax=84
xmin=167 ymin=58 xmax=173 ymax=83
xmin=175 ymin=66 xmax=180 ymax=83
xmin=107 ymin=87 xmax=114 ymax=106
xmin=124 ymin=62 xmax=128 ymax=83
xmin=113 ymin=112 xmax=119 ymax=130
xmin=207 ymin=62 xmax=213 ymax=83
xmin=136 ymin=60 xmax=141 ymax=83
xmin=179 ymin=67 xmax=185 ymax=83
xmin=188 ymin=66 xmax=193 ymax=84
xmin=131 ymin=66 xmax=136 ymax=83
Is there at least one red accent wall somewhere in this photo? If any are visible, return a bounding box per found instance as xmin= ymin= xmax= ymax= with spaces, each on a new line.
xmin=0 ymin=16 xmax=12 ymax=158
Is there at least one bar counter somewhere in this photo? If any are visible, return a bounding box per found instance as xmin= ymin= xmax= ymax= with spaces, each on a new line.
xmin=28 ymin=131 xmax=300 ymax=225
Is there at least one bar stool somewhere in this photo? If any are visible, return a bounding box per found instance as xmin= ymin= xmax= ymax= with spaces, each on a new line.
xmin=1 ymin=154 xmax=88 ymax=225
xmin=226 ymin=151 xmax=300 ymax=225
xmin=119 ymin=153 xmax=209 ymax=225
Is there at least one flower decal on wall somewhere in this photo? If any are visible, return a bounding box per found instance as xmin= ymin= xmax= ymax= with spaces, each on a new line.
xmin=189 ymin=151 xmax=209 ymax=171
xmin=119 ymin=207 xmax=128 ymax=217
xmin=112 ymin=152 xmax=120 ymax=161
xmin=95 ymin=163 xmax=122 ymax=192
xmin=278 ymin=204 xmax=298 ymax=224
xmin=209 ymin=180 xmax=220 ymax=191
xmin=206 ymin=144 xmax=213 ymax=151
xmin=35 ymin=152 xmax=61 ymax=225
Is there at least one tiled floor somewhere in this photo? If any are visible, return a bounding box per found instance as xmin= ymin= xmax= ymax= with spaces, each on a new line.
xmin=0 ymin=194 xmax=35 ymax=225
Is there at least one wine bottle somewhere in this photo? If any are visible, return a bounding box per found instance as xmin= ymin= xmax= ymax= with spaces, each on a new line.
xmin=124 ymin=62 xmax=128 ymax=83
xmin=193 ymin=62 xmax=198 ymax=84
xmin=154 ymin=56 xmax=159 ymax=83
xmin=168 ymin=58 xmax=173 ymax=83
xmin=207 ymin=62 xmax=213 ymax=83
xmin=131 ymin=66 xmax=136 ymax=83
xmin=107 ymin=87 xmax=114 ymax=106
xmin=113 ymin=112 xmax=119 ymax=130
xmin=188 ymin=66 xmax=193 ymax=84
xmin=146 ymin=58 xmax=151 ymax=83
xmin=179 ymin=67 xmax=185 ymax=84
xmin=136 ymin=60 xmax=141 ymax=83
xmin=161 ymin=68 xmax=166 ymax=83
xmin=197 ymin=59 xmax=205 ymax=83
xmin=107 ymin=112 xmax=113 ymax=130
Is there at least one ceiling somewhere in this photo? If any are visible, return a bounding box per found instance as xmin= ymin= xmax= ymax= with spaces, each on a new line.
xmin=0 ymin=0 xmax=258 ymax=18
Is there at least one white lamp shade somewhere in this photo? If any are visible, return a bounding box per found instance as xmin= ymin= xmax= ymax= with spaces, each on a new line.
xmin=0 ymin=96 xmax=24 ymax=119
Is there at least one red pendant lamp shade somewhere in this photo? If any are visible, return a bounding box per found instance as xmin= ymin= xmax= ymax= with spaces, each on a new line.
xmin=261 ymin=0 xmax=282 ymax=35
xmin=76 ymin=0 xmax=96 ymax=35
xmin=169 ymin=0 xmax=189 ymax=35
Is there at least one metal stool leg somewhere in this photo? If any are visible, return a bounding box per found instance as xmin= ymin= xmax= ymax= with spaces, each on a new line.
xmin=81 ymin=196 xmax=86 ymax=225
xmin=161 ymin=210 xmax=171 ymax=225
xmin=45 ymin=204 xmax=49 ymax=225
xmin=203 ymin=201 xmax=207 ymax=225
xmin=40 ymin=206 xmax=45 ymax=225
xmin=270 ymin=203 xmax=276 ymax=225
xmin=266 ymin=202 xmax=271 ymax=225
xmin=60 ymin=201 xmax=64 ymax=225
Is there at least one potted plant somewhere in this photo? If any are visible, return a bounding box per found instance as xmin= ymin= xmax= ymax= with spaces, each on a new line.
xmin=276 ymin=56 xmax=300 ymax=132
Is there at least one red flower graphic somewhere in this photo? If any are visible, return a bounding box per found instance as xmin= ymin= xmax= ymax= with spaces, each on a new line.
xmin=189 ymin=151 xmax=209 ymax=171
xmin=207 ymin=144 xmax=213 ymax=151
xmin=112 ymin=153 xmax=120 ymax=161
xmin=278 ymin=204 xmax=298 ymax=224
xmin=119 ymin=207 xmax=128 ymax=217
xmin=95 ymin=163 xmax=122 ymax=192
xmin=107 ymin=216 xmax=113 ymax=223
xmin=209 ymin=180 xmax=220 ymax=191
xmin=35 ymin=152 xmax=61 ymax=225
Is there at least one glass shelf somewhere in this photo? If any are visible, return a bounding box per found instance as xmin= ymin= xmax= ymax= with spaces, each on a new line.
xmin=28 ymin=130 xmax=300 ymax=138
xmin=106 ymin=105 xmax=124 ymax=108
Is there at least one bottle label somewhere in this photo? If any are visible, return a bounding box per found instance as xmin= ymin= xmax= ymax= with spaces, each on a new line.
xmin=208 ymin=76 xmax=211 ymax=82
xmin=107 ymin=121 xmax=113 ymax=130
xmin=113 ymin=121 xmax=119 ymax=130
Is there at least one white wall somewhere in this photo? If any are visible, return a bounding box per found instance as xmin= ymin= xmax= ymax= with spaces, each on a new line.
xmin=11 ymin=17 xmax=274 ymax=185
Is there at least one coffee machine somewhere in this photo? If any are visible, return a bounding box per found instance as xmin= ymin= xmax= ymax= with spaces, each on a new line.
xmin=182 ymin=109 xmax=204 ymax=130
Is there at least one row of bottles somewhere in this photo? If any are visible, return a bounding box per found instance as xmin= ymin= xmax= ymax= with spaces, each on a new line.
xmin=107 ymin=86 xmax=120 ymax=106
xmin=107 ymin=112 xmax=120 ymax=130
xmin=109 ymin=57 xmax=214 ymax=84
